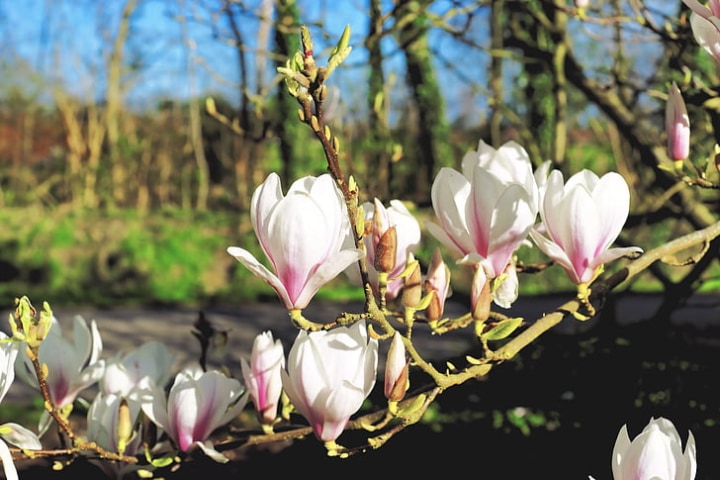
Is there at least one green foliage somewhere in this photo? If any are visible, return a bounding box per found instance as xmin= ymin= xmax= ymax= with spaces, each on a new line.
xmin=0 ymin=207 xmax=271 ymax=307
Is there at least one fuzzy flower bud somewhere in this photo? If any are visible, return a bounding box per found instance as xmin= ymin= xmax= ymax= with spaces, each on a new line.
xmin=374 ymin=226 xmax=398 ymax=274
xmin=384 ymin=332 xmax=409 ymax=402
xmin=423 ymin=248 xmax=451 ymax=322
xmin=401 ymin=253 xmax=423 ymax=309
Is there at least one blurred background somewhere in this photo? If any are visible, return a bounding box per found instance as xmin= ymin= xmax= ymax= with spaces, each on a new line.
xmin=0 ymin=0 xmax=717 ymax=308
xmin=1 ymin=2 xmax=720 ymax=479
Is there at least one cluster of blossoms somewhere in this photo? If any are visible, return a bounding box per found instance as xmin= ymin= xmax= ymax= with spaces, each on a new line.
xmin=2 ymin=4 xmax=718 ymax=475
xmin=228 ymin=138 xmax=642 ymax=325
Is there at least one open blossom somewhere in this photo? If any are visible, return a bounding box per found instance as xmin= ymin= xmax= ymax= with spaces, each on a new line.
xmin=17 ymin=315 xmax=105 ymax=410
xmin=227 ymin=172 xmax=363 ymax=310
xmin=102 ymin=341 xmax=175 ymax=398
xmin=426 ymin=140 xmax=539 ymax=306
xmin=610 ymin=417 xmax=696 ymax=480
xmin=683 ymin=0 xmax=720 ymax=63
xmin=241 ymin=331 xmax=285 ymax=425
xmin=281 ymin=320 xmax=378 ymax=442
xmin=0 ymin=332 xmax=41 ymax=480
xmin=86 ymin=392 xmax=143 ymax=479
xmin=140 ymin=367 xmax=248 ymax=462
xmin=346 ymin=198 xmax=422 ymax=300
xmin=666 ymin=82 xmax=690 ymax=162
xmin=529 ymin=169 xmax=642 ymax=285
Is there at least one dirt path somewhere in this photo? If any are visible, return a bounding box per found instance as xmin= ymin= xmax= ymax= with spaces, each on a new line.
xmin=3 ymin=293 xmax=718 ymax=404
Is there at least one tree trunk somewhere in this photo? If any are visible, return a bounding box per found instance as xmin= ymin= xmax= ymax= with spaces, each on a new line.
xmin=393 ymin=0 xmax=451 ymax=205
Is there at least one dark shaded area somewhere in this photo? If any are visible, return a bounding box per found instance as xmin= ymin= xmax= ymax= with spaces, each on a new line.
xmin=12 ymin=300 xmax=720 ymax=480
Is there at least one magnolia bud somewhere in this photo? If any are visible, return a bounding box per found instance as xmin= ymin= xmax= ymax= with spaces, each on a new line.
xmin=384 ymin=332 xmax=409 ymax=402
xmin=665 ymin=82 xmax=690 ymax=163
xmin=374 ymin=226 xmax=397 ymax=274
xmin=470 ymin=266 xmax=491 ymax=323
xmin=401 ymin=254 xmax=423 ymax=309
xmin=423 ymin=248 xmax=451 ymax=322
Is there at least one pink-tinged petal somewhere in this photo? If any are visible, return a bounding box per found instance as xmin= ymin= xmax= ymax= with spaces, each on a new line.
xmin=291 ymin=248 xmax=364 ymax=309
xmin=317 ymin=382 xmax=366 ymax=441
xmin=168 ymin=383 xmax=199 ymax=451
xmin=469 ymin=167 xmax=506 ymax=257
xmin=227 ymin=247 xmax=292 ymax=308
xmin=683 ymin=0 xmax=712 ymax=19
xmin=425 ymin=221 xmax=468 ymax=259
xmin=562 ymin=185 xmax=602 ymax=282
xmin=529 ymin=228 xmax=579 ymax=283
xmin=666 ymin=82 xmax=690 ymax=161
xmin=486 ymin=184 xmax=536 ymax=276
xmin=690 ymin=12 xmax=720 ymax=62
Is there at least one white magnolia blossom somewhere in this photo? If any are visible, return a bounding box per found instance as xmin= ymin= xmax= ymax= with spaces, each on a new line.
xmin=102 ymin=341 xmax=175 ymax=398
xmin=86 ymin=392 xmax=144 ymax=479
xmin=140 ymin=367 xmax=248 ymax=463
xmin=0 ymin=332 xmax=41 ymax=480
xmin=228 ymin=173 xmax=363 ymax=310
xmin=529 ymin=170 xmax=642 ymax=286
xmin=282 ymin=320 xmax=378 ymax=442
xmin=427 ymin=140 xmax=540 ymax=307
xmin=610 ymin=417 xmax=696 ymax=480
xmin=15 ymin=315 xmax=105 ymax=437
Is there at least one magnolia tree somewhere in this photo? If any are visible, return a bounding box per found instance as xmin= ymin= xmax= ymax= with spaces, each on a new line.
xmin=1 ymin=5 xmax=720 ymax=480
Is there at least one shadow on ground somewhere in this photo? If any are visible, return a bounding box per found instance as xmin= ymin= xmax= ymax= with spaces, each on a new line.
xmin=11 ymin=295 xmax=720 ymax=480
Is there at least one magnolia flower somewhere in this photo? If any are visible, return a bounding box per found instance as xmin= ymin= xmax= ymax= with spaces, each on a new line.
xmin=227 ymin=173 xmax=363 ymax=311
xmin=87 ymin=393 xmax=143 ymax=454
xmin=241 ymin=331 xmax=285 ymax=425
xmin=346 ymin=198 xmax=422 ymax=300
xmin=140 ymin=367 xmax=248 ymax=462
xmin=683 ymin=0 xmax=720 ymax=63
xmin=0 ymin=332 xmax=42 ymax=480
xmin=426 ymin=140 xmax=539 ymax=306
xmin=86 ymin=393 xmax=144 ymax=479
xmin=666 ymin=82 xmax=690 ymax=162
xmin=610 ymin=417 xmax=696 ymax=480
xmin=282 ymin=320 xmax=378 ymax=443
xmin=529 ymin=170 xmax=642 ymax=286
xmin=102 ymin=341 xmax=175 ymax=398
xmin=16 ymin=315 xmax=105 ymax=409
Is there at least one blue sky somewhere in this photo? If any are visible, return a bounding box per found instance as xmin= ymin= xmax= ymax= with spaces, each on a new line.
xmin=0 ymin=0 xmax=674 ymax=127
xmin=0 ymin=0 xmax=496 ymax=124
